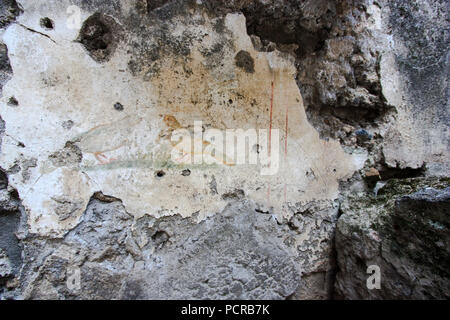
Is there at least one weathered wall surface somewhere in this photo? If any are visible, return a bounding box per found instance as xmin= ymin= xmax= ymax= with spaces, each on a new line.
xmin=333 ymin=0 xmax=450 ymax=300
xmin=0 ymin=0 xmax=448 ymax=300
xmin=335 ymin=178 xmax=450 ymax=299
xmin=380 ymin=0 xmax=449 ymax=175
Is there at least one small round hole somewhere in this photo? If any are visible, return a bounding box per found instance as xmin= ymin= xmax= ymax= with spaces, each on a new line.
xmin=181 ymin=169 xmax=191 ymax=176
xmin=40 ymin=17 xmax=54 ymax=30
xmin=7 ymin=96 xmax=18 ymax=106
xmin=114 ymin=102 xmax=124 ymax=111
xmin=155 ymin=170 xmax=165 ymax=178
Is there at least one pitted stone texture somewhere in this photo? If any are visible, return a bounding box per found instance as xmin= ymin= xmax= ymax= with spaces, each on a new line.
xmin=0 ymin=0 xmax=22 ymax=95
xmin=380 ymin=0 xmax=449 ymax=175
xmin=22 ymin=199 xmax=304 ymax=300
xmin=0 ymin=0 xmax=22 ymax=29
xmin=0 ymin=168 xmax=22 ymax=287
xmin=0 ymin=43 xmax=12 ymax=97
xmin=239 ymin=0 xmax=450 ymax=179
xmin=335 ymin=178 xmax=450 ymax=299
xmin=0 ymin=249 xmax=12 ymax=278
xmin=1 ymin=0 xmax=447 ymax=301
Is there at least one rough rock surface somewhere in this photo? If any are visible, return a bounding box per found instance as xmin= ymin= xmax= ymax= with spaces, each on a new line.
xmin=10 ymin=194 xmax=340 ymax=300
xmin=22 ymin=199 xmax=303 ymax=299
xmin=335 ymin=178 xmax=450 ymax=299
xmin=0 ymin=0 xmax=448 ymax=300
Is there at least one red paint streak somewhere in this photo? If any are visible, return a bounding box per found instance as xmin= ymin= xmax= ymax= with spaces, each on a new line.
xmin=267 ymin=80 xmax=275 ymax=200
xmin=284 ymin=104 xmax=289 ymax=203
xmin=268 ymin=81 xmax=274 ymax=156
xmin=94 ymin=152 xmax=117 ymax=165
xmin=285 ymin=106 xmax=289 ymax=157
xmin=95 ymin=152 xmax=108 ymax=164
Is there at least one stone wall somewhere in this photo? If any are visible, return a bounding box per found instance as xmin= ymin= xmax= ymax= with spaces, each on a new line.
xmin=0 ymin=0 xmax=448 ymax=300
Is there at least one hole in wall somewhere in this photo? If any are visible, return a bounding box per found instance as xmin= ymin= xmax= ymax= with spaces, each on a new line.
xmin=114 ymin=102 xmax=124 ymax=111
xmin=77 ymin=12 xmax=121 ymax=63
xmin=152 ymin=230 xmax=169 ymax=246
xmin=40 ymin=17 xmax=54 ymax=30
xmin=7 ymin=96 xmax=18 ymax=106
xmin=155 ymin=170 xmax=165 ymax=178
xmin=181 ymin=169 xmax=191 ymax=176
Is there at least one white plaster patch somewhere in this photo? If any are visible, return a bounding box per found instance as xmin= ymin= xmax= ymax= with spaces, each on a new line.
xmin=0 ymin=1 xmax=364 ymax=237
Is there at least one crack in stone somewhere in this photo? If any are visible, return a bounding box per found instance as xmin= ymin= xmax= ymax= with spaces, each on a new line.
xmin=14 ymin=23 xmax=57 ymax=44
